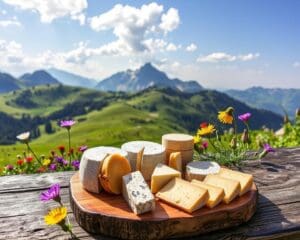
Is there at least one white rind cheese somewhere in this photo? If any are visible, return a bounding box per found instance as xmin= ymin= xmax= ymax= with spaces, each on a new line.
xmin=79 ymin=147 xmax=128 ymax=193
xmin=186 ymin=161 xmax=220 ymax=181
xmin=121 ymin=141 xmax=166 ymax=180
xmin=122 ymin=171 xmax=155 ymax=215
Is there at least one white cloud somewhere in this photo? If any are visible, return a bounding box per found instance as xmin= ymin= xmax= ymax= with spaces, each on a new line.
xmin=293 ymin=62 xmax=300 ymax=68
xmin=186 ymin=43 xmax=197 ymax=52
xmin=89 ymin=3 xmax=180 ymax=54
xmin=0 ymin=18 xmax=21 ymax=27
xmin=166 ymin=43 xmax=177 ymax=51
xmin=2 ymin=0 xmax=87 ymax=24
xmin=197 ymin=52 xmax=260 ymax=63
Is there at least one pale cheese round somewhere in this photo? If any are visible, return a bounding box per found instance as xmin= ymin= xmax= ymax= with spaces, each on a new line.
xmin=185 ymin=161 xmax=220 ymax=181
xmin=162 ymin=133 xmax=194 ymax=151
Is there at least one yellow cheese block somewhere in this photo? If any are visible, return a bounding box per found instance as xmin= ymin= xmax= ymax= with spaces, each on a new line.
xmin=151 ymin=163 xmax=181 ymax=193
xmin=168 ymin=152 xmax=182 ymax=172
xmin=204 ymin=175 xmax=240 ymax=204
xmin=217 ymin=168 xmax=253 ymax=196
xmin=191 ymin=180 xmax=225 ymax=208
xmin=156 ymin=178 xmax=208 ymax=213
xmin=99 ymin=153 xmax=131 ymax=194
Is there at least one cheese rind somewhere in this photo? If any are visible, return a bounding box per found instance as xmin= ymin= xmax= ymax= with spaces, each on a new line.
xmin=168 ymin=152 xmax=182 ymax=172
xmin=122 ymin=171 xmax=155 ymax=215
xmin=151 ymin=163 xmax=181 ymax=193
xmin=217 ymin=168 xmax=253 ymax=196
xmin=191 ymin=180 xmax=225 ymax=208
xmin=186 ymin=161 xmax=220 ymax=181
xmin=204 ymin=175 xmax=240 ymax=204
xmin=156 ymin=178 xmax=208 ymax=213
xmin=79 ymin=147 xmax=128 ymax=193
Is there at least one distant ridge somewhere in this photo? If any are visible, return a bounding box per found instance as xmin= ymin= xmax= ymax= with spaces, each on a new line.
xmin=96 ymin=62 xmax=203 ymax=93
xmin=0 ymin=72 xmax=22 ymax=93
xmin=20 ymin=70 xmax=60 ymax=87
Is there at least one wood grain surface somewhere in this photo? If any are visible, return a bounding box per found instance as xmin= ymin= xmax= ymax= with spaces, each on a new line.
xmin=0 ymin=147 xmax=299 ymax=239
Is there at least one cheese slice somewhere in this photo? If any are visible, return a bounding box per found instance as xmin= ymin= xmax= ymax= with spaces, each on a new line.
xmin=204 ymin=175 xmax=240 ymax=204
xmin=186 ymin=161 xmax=220 ymax=181
xmin=100 ymin=153 xmax=131 ymax=194
xmin=156 ymin=178 xmax=208 ymax=213
xmin=79 ymin=146 xmax=128 ymax=193
xmin=217 ymin=168 xmax=253 ymax=196
xmin=121 ymin=141 xmax=166 ymax=180
xmin=168 ymin=152 xmax=182 ymax=172
xmin=136 ymin=147 xmax=144 ymax=171
xmin=122 ymin=171 xmax=155 ymax=215
xmin=151 ymin=163 xmax=181 ymax=193
xmin=191 ymin=180 xmax=225 ymax=208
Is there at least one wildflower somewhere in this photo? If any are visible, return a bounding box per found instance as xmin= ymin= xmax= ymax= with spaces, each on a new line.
xmin=71 ymin=160 xmax=80 ymax=170
xmin=62 ymin=159 xmax=68 ymax=166
xmin=60 ymin=120 xmax=76 ymax=129
xmin=68 ymin=148 xmax=74 ymax=156
xmin=78 ymin=145 xmax=88 ymax=152
xmin=40 ymin=183 xmax=61 ymax=202
xmin=193 ymin=135 xmax=202 ymax=144
xmin=6 ymin=164 xmax=14 ymax=171
xmin=58 ymin=145 xmax=65 ymax=154
xmin=25 ymin=156 xmax=33 ymax=163
xmin=259 ymin=144 xmax=275 ymax=158
xmin=218 ymin=107 xmax=234 ymax=124
xmin=56 ymin=156 xmax=64 ymax=164
xmin=200 ymin=122 xmax=208 ymax=128
xmin=43 ymin=159 xmax=51 ymax=166
xmin=202 ymin=141 xmax=208 ymax=149
xmin=44 ymin=207 xmax=67 ymax=225
xmin=197 ymin=123 xmax=216 ymax=136
xmin=16 ymin=159 xmax=24 ymax=166
xmin=241 ymin=129 xmax=250 ymax=143
xmin=16 ymin=131 xmax=30 ymax=143
xmin=238 ymin=113 xmax=251 ymax=122
xmin=37 ymin=166 xmax=46 ymax=173
xmin=49 ymin=163 xmax=57 ymax=171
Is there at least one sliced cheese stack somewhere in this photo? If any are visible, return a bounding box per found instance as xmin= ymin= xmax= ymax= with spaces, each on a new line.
xmin=191 ymin=180 xmax=225 ymax=208
xmin=217 ymin=168 xmax=253 ymax=196
xmin=100 ymin=153 xmax=131 ymax=194
xmin=151 ymin=163 xmax=181 ymax=193
xmin=168 ymin=152 xmax=182 ymax=172
xmin=204 ymin=175 xmax=241 ymax=204
xmin=162 ymin=133 xmax=194 ymax=170
xmin=79 ymin=146 xmax=128 ymax=193
xmin=156 ymin=178 xmax=209 ymax=213
xmin=186 ymin=161 xmax=220 ymax=181
xmin=122 ymin=171 xmax=155 ymax=215
xmin=121 ymin=141 xmax=166 ymax=180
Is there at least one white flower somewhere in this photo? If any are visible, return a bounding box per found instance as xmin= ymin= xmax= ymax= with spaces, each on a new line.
xmin=16 ymin=131 xmax=30 ymax=142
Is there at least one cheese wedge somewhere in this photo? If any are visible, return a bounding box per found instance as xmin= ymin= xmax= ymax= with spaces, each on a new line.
xmin=100 ymin=153 xmax=131 ymax=194
xmin=136 ymin=147 xmax=144 ymax=171
xmin=156 ymin=178 xmax=209 ymax=213
xmin=121 ymin=141 xmax=166 ymax=180
xmin=191 ymin=180 xmax=225 ymax=208
xmin=217 ymin=168 xmax=253 ymax=196
xmin=168 ymin=152 xmax=182 ymax=172
xmin=122 ymin=171 xmax=155 ymax=215
xmin=186 ymin=161 xmax=220 ymax=181
xmin=151 ymin=163 xmax=181 ymax=193
xmin=204 ymin=175 xmax=240 ymax=204
xmin=79 ymin=146 xmax=128 ymax=193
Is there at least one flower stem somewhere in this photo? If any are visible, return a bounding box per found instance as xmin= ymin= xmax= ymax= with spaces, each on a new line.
xmin=68 ymin=130 xmax=71 ymax=165
xmin=26 ymin=143 xmax=42 ymax=166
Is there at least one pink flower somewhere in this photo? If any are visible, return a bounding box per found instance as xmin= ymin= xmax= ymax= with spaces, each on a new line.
xmin=6 ymin=164 xmax=14 ymax=171
xmin=202 ymin=141 xmax=208 ymax=149
xmin=60 ymin=120 xmax=76 ymax=129
xmin=40 ymin=183 xmax=61 ymax=202
xmin=263 ymin=143 xmax=275 ymax=153
xmin=78 ymin=145 xmax=88 ymax=152
xmin=238 ymin=113 xmax=251 ymax=122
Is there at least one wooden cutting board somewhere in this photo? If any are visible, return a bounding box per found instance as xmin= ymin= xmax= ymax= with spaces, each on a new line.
xmin=69 ymin=172 xmax=258 ymax=240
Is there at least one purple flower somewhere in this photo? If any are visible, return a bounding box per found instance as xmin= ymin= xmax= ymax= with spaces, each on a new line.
xmin=49 ymin=163 xmax=57 ymax=171
xmin=6 ymin=164 xmax=14 ymax=171
xmin=55 ymin=156 xmax=64 ymax=164
xmin=202 ymin=141 xmax=208 ymax=149
xmin=238 ymin=113 xmax=251 ymax=122
xmin=60 ymin=120 xmax=76 ymax=129
xmin=263 ymin=144 xmax=275 ymax=153
xmin=78 ymin=145 xmax=88 ymax=152
xmin=62 ymin=159 xmax=68 ymax=166
xmin=40 ymin=183 xmax=61 ymax=202
xmin=72 ymin=160 xmax=80 ymax=170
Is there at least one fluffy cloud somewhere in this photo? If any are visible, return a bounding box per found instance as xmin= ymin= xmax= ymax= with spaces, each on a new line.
xmin=197 ymin=52 xmax=260 ymax=63
xmin=293 ymin=62 xmax=300 ymax=68
xmin=89 ymin=2 xmax=180 ymax=54
xmin=0 ymin=19 xmax=21 ymax=27
xmin=186 ymin=43 xmax=197 ymax=52
xmin=2 ymin=0 xmax=87 ymax=24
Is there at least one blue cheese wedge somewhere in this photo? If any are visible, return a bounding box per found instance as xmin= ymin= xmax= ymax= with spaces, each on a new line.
xmin=122 ymin=171 xmax=155 ymax=215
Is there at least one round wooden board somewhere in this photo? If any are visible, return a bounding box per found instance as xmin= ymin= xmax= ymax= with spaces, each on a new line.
xmin=70 ymin=172 xmax=258 ymax=240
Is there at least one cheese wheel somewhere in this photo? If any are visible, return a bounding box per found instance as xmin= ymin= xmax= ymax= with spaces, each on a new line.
xmin=79 ymin=146 xmax=128 ymax=193
xmin=121 ymin=141 xmax=166 ymax=180
xmin=185 ymin=161 xmax=220 ymax=181
xmin=168 ymin=152 xmax=182 ymax=172
xmin=162 ymin=133 xmax=194 ymax=151
xmin=100 ymin=153 xmax=131 ymax=194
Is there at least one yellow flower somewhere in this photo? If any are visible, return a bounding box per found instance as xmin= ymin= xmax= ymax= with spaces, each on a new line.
xmin=197 ymin=124 xmax=216 ymax=136
xmin=43 ymin=159 xmax=51 ymax=166
xmin=218 ymin=107 xmax=234 ymax=124
xmin=193 ymin=135 xmax=202 ymax=144
xmin=44 ymin=207 xmax=67 ymax=225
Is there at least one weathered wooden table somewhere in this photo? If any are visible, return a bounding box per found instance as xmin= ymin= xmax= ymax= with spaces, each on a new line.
xmin=0 ymin=147 xmax=299 ymax=240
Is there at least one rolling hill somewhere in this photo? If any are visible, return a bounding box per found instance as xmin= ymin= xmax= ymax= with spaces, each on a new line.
xmin=0 ymin=72 xmax=22 ymax=93
xmin=20 ymin=70 xmax=60 ymax=87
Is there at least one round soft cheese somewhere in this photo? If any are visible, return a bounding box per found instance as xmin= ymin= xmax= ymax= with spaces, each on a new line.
xmin=162 ymin=133 xmax=194 ymax=151
xmin=121 ymin=141 xmax=166 ymax=180
xmin=79 ymin=146 xmax=128 ymax=193
xmin=185 ymin=161 xmax=220 ymax=181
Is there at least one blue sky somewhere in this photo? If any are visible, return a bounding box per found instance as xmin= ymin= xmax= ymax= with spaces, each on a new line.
xmin=0 ymin=0 xmax=299 ymax=89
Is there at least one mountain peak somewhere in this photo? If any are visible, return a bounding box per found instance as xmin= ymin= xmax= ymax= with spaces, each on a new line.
xmin=20 ymin=69 xmax=60 ymax=87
